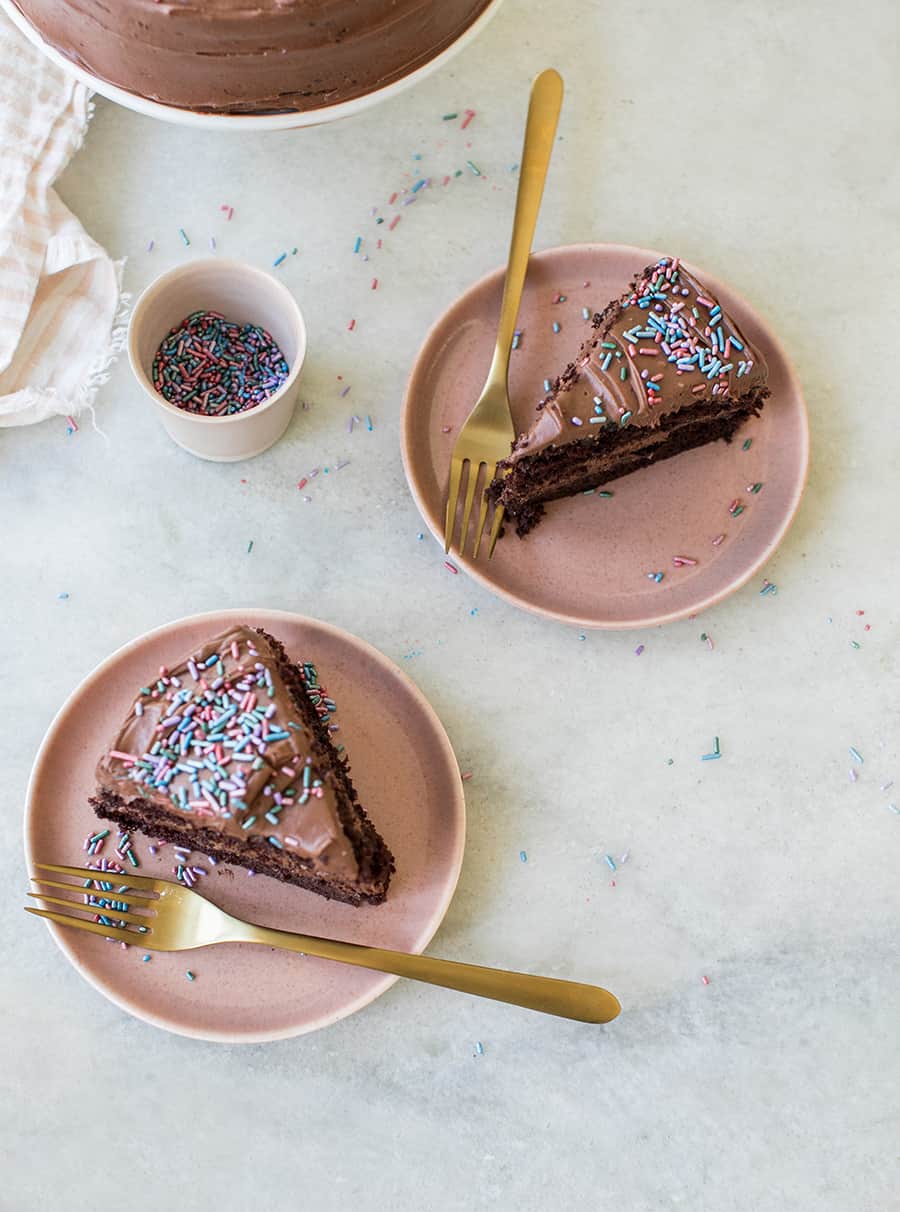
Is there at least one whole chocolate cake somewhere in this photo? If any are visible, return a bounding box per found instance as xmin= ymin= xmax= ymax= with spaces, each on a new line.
xmin=11 ymin=0 xmax=493 ymax=115
xmin=91 ymin=625 xmax=395 ymax=906
xmin=490 ymin=256 xmax=770 ymax=535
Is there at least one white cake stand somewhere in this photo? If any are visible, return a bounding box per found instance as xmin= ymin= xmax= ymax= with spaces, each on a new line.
xmin=0 ymin=0 xmax=504 ymax=131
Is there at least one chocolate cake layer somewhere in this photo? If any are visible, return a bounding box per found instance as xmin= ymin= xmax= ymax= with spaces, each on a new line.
xmin=91 ymin=625 xmax=394 ymax=906
xmin=12 ymin=0 xmax=493 ymax=115
xmin=490 ymin=256 xmax=769 ymax=535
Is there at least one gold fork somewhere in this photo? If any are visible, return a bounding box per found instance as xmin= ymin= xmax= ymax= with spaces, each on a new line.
xmin=26 ymin=863 xmax=620 ymax=1024
xmin=444 ymin=67 xmax=564 ymax=559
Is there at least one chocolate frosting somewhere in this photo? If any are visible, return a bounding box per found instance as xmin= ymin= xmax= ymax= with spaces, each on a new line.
xmin=12 ymin=0 xmax=493 ymax=114
xmin=96 ymin=625 xmax=357 ymax=878
xmin=510 ymin=257 xmax=767 ymax=460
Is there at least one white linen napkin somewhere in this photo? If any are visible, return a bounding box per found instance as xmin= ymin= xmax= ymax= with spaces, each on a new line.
xmin=0 ymin=12 xmax=124 ymax=428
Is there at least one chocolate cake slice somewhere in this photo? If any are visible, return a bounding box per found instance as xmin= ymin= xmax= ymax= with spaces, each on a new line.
xmin=490 ymin=256 xmax=770 ymax=535
xmin=91 ymin=625 xmax=394 ymax=907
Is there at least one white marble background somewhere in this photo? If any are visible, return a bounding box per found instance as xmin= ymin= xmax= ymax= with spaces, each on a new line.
xmin=2 ymin=0 xmax=898 ymax=1207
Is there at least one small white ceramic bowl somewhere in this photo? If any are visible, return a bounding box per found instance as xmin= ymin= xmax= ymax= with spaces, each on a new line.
xmin=1 ymin=0 xmax=504 ymax=132
xmin=128 ymin=259 xmax=306 ymax=462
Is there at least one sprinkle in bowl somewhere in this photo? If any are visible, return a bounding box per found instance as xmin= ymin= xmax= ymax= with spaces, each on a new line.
xmin=128 ymin=258 xmax=307 ymax=462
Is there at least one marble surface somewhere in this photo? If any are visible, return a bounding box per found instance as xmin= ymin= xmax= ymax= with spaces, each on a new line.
xmin=2 ymin=0 xmax=899 ymax=1207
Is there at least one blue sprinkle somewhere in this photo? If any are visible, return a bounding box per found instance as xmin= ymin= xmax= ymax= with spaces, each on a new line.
xmin=543 ymin=379 xmax=552 ymax=393
xmin=474 ymin=1041 xmax=485 ymax=1056
xmin=519 ymin=850 xmax=527 ymax=863
xmin=142 ymin=955 xmax=151 ymax=963
xmin=273 ymin=252 xmax=287 ymax=267
xmin=849 ymin=747 xmax=864 ymax=764
xmin=353 ymin=236 xmax=361 ymax=253
xmin=268 ymin=836 xmax=284 ymax=849
xmin=601 ymin=352 xmax=613 ymax=372
xmin=57 ymin=592 xmax=69 ymax=599
xmin=411 ymin=178 xmax=427 ymax=193
xmin=620 ymin=411 xmax=633 ymax=427
xmin=185 ymin=970 xmax=195 ymax=981
xmin=552 ymin=321 xmax=561 ymax=334
xmin=604 ymin=854 xmax=617 ymax=871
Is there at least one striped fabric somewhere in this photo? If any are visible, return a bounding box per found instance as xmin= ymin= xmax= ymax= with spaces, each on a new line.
xmin=0 ymin=12 xmax=123 ymax=427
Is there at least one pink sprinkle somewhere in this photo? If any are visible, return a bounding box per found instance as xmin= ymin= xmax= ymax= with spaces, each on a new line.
xmin=442 ymin=175 xmax=451 ymax=186
xmin=461 ymin=108 xmax=476 ymax=130
xmin=376 ymin=239 xmax=383 ymax=250
xmin=712 ymin=533 xmax=726 ymax=546
xmin=728 ymin=498 xmax=740 ymax=513
xmin=696 ymin=295 xmax=715 ymax=307
xmin=388 ymin=192 xmax=398 ymax=205
xmin=691 ymin=384 xmax=707 ymax=394
xmin=701 ymin=975 xmax=710 ymax=985
xmin=444 ymin=560 xmax=458 ymax=575
xmin=461 ymin=771 xmax=473 ymax=781
xmin=66 ymin=414 xmax=79 ymax=431
xmin=389 ymin=215 xmax=401 ymax=231
xmin=672 ymin=555 xmax=698 ymax=567
xmin=583 ymin=281 xmax=590 ymax=287
xmin=371 ymin=278 xmax=378 ymax=290
xmin=283 ymin=836 xmax=299 ymax=847
xmin=635 ymin=644 xmax=645 ymax=656
xmin=297 ymin=478 xmax=308 ymax=490
xmin=347 ymin=318 xmax=356 ymax=331
xmin=441 ymin=425 xmax=452 ymax=433
xmin=108 ymin=750 xmax=136 ymax=763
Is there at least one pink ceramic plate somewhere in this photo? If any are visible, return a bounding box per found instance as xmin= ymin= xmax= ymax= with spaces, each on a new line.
xmin=402 ymin=244 xmax=809 ymax=629
xmin=24 ymin=610 xmax=465 ymax=1042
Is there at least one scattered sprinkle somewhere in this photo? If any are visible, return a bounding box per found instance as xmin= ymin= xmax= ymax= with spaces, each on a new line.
xmin=634 ymin=644 xmax=645 ymax=656
xmin=460 ymin=770 xmax=473 ymax=782
xmin=461 ymin=109 xmax=476 ymax=130
xmin=520 ymin=850 xmax=528 ymax=863
xmin=185 ymin=970 xmax=195 ymax=982
xmin=246 ymin=540 xmax=254 ymax=554
xmin=466 ymin=160 xmax=482 ymax=176
xmin=347 ymin=318 xmax=356 ymax=331
xmin=57 ymin=592 xmax=69 ymax=600
xmin=760 ymin=580 xmax=778 ymax=596
xmin=442 ymin=112 xmax=458 ymax=121
xmin=444 ymin=560 xmax=458 ymax=575
xmin=672 ymin=555 xmax=697 ymax=567
xmin=273 ymin=252 xmax=287 ymax=267
xmin=353 ymin=236 xmax=362 ymax=254
xmin=474 ymin=1040 xmax=484 ymax=1056
xmin=604 ymin=854 xmax=617 ymax=872
xmin=701 ymin=975 xmax=710 ymax=985
xmin=178 ymin=228 xmax=190 ymax=246
xmin=742 ymin=438 xmax=752 ymax=450
xmin=849 ymin=747 xmax=864 ymax=764
xmin=701 ymin=736 xmax=722 ymax=761
xmin=142 ymin=955 xmax=151 ymax=962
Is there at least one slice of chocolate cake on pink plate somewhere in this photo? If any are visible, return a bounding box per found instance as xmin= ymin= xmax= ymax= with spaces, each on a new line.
xmin=489 ymin=255 xmax=770 ymax=535
xmin=91 ymin=625 xmax=394 ymax=907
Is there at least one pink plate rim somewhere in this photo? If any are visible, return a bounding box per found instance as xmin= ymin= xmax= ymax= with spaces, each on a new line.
xmin=23 ymin=608 xmax=466 ymax=1043
xmin=400 ymin=242 xmax=810 ymax=630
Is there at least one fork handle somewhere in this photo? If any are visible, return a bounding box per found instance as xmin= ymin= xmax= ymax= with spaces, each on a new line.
xmin=487 ymin=68 xmax=564 ymax=387
xmin=225 ymin=921 xmax=619 ymax=1023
